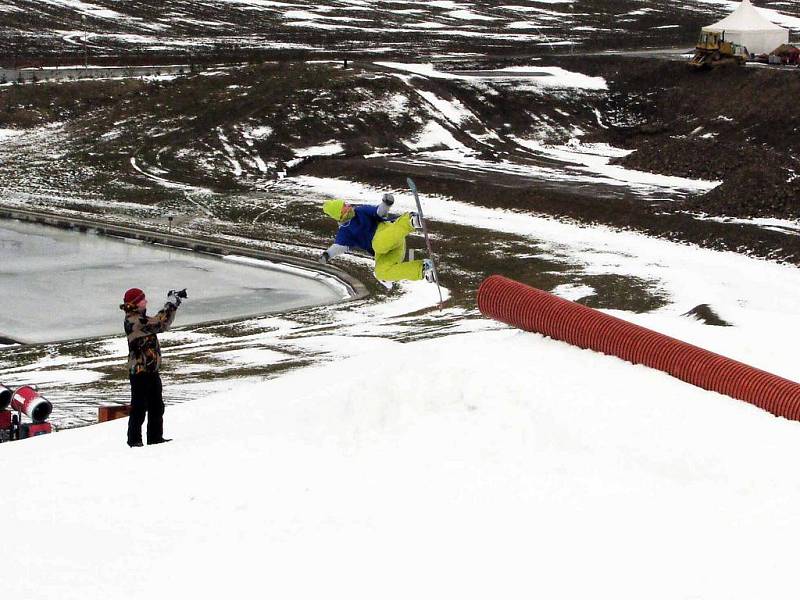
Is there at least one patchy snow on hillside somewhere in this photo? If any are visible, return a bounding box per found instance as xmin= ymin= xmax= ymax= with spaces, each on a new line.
xmin=493 ymin=65 xmax=608 ymax=90
xmin=129 ymin=155 xmax=213 ymax=196
xmin=404 ymin=121 xmax=472 ymax=151
xmin=5 ymin=0 xmax=800 ymax=55
xmin=415 ymin=89 xmax=474 ymax=125
xmin=289 ymin=174 xmax=800 ymax=348
xmin=39 ymin=0 xmax=124 ymax=20
xmin=697 ymin=214 xmax=800 ymax=236
xmin=377 ymin=62 xmax=608 ymax=90
xmin=293 ymin=142 xmax=344 ymax=157
xmin=244 ymin=125 xmax=274 ymax=139
xmin=0 ymin=128 xmax=23 ymax=140
xmin=511 ymin=136 xmax=721 ymax=192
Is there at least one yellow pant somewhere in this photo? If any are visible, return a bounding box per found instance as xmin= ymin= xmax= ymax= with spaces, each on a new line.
xmin=372 ymin=213 xmax=423 ymax=282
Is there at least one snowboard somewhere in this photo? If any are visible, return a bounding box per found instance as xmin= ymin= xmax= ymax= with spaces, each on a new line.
xmin=407 ymin=177 xmax=444 ymax=311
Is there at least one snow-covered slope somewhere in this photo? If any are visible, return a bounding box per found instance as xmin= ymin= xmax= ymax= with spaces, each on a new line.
xmin=4 ymin=5 xmax=800 ymax=596
xmin=6 ymin=324 xmax=800 ymax=599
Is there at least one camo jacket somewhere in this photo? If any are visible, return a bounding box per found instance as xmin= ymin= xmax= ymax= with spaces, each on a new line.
xmin=123 ymin=304 xmax=177 ymax=376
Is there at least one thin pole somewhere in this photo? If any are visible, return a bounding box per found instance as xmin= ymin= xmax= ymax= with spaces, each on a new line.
xmin=82 ymin=16 xmax=88 ymax=69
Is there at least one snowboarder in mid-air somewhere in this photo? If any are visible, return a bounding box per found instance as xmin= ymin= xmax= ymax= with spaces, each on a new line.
xmin=318 ymin=193 xmax=435 ymax=283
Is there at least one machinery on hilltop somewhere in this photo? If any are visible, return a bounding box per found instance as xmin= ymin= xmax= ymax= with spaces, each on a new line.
xmin=689 ymin=31 xmax=749 ymax=69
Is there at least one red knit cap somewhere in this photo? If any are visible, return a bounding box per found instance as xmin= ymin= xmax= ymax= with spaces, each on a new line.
xmin=123 ymin=288 xmax=145 ymax=305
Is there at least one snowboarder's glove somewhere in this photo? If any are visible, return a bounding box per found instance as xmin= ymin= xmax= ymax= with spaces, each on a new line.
xmin=381 ymin=193 xmax=394 ymax=206
xmin=166 ymin=288 xmax=186 ymax=308
xmin=318 ymin=251 xmax=330 ymax=265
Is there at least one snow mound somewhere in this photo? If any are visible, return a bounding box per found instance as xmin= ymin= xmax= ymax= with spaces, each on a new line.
xmin=4 ymin=327 xmax=800 ymax=599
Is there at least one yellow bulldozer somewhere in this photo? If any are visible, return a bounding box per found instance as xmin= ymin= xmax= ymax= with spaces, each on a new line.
xmin=689 ymin=31 xmax=749 ymax=68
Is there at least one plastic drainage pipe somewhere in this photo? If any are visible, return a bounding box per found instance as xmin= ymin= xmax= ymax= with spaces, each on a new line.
xmin=477 ymin=275 xmax=800 ymax=421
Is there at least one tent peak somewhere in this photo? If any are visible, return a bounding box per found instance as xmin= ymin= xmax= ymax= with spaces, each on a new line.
xmin=704 ymin=0 xmax=788 ymax=33
xmin=701 ymin=0 xmax=789 ymax=55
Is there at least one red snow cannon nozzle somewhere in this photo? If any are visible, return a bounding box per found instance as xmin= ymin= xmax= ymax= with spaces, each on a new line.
xmin=11 ymin=385 xmax=53 ymax=423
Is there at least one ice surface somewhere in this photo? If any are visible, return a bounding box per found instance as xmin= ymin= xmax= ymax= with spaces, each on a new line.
xmin=0 ymin=220 xmax=346 ymax=343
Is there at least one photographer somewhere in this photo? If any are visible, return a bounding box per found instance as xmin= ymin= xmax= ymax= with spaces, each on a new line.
xmin=119 ymin=287 xmax=186 ymax=448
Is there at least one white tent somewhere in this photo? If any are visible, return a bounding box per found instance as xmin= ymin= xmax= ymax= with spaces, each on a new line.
xmin=702 ymin=0 xmax=789 ymax=55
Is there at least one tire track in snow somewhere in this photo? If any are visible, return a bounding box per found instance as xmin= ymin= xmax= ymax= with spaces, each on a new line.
xmin=129 ymin=154 xmax=216 ymax=217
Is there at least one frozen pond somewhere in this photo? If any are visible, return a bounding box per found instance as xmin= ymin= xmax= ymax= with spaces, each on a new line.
xmin=0 ymin=219 xmax=349 ymax=343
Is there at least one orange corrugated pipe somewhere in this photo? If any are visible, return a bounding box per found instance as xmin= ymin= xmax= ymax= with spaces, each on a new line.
xmin=477 ymin=275 xmax=800 ymax=421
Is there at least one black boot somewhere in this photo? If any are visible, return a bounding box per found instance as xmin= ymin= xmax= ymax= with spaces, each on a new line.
xmin=148 ymin=438 xmax=172 ymax=445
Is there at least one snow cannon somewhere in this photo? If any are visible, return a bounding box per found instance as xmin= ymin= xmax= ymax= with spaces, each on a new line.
xmin=11 ymin=385 xmax=53 ymax=423
xmin=0 ymin=383 xmax=11 ymax=410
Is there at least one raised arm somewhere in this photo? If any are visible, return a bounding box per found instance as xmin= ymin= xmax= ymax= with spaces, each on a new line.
xmin=376 ymin=193 xmax=394 ymax=218
xmin=133 ymin=303 xmax=177 ymax=336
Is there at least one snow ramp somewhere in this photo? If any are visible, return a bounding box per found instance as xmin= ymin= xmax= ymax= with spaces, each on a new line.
xmin=477 ymin=275 xmax=800 ymax=421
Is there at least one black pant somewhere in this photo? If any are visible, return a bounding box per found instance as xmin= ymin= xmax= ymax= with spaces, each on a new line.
xmin=127 ymin=372 xmax=164 ymax=445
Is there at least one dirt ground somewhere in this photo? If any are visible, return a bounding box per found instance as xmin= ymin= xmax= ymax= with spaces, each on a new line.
xmin=3 ymin=53 xmax=800 ymax=304
xmin=297 ymin=55 xmax=800 ymax=266
xmin=570 ymin=56 xmax=800 ymax=218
